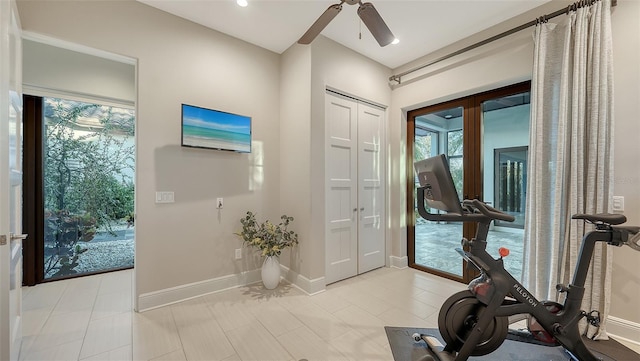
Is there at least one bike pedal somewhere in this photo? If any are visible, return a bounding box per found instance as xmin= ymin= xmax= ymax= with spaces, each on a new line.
xmin=586 ymin=310 xmax=601 ymax=327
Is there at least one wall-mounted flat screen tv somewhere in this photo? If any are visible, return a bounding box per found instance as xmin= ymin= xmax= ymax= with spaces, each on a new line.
xmin=181 ymin=103 xmax=251 ymax=153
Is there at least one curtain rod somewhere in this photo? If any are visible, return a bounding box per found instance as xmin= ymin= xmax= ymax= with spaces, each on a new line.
xmin=389 ymin=0 xmax=617 ymax=85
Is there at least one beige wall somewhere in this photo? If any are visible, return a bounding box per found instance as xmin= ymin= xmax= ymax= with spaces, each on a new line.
xmin=17 ymin=0 xmax=392 ymax=302
xmin=279 ymin=44 xmax=312 ymax=284
xmin=309 ymin=37 xmax=392 ymax=281
xmin=279 ymin=37 xmax=392 ymax=287
xmin=22 ymin=39 xmax=135 ymax=104
xmin=17 ymin=0 xmax=282 ymax=307
xmin=388 ymin=0 xmax=640 ymax=339
xmin=609 ymin=0 xmax=640 ymax=338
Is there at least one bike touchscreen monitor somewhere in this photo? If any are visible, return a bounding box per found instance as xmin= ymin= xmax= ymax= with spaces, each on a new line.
xmin=414 ymin=154 xmax=463 ymax=215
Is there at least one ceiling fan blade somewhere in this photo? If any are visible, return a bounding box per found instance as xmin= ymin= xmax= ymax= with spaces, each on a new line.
xmin=298 ymin=4 xmax=342 ymax=44
xmin=357 ymin=2 xmax=395 ymax=47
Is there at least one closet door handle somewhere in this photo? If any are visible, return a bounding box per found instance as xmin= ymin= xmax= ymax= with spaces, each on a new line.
xmin=360 ymin=207 xmax=364 ymax=211
xmin=353 ymin=208 xmax=358 ymax=212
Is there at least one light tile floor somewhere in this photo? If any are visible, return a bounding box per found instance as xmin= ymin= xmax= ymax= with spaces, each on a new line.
xmin=19 ymin=267 xmax=640 ymax=361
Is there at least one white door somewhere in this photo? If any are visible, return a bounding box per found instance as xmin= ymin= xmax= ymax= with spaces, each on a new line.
xmin=325 ymin=94 xmax=358 ymax=284
xmin=0 ymin=1 xmax=23 ymax=360
xmin=325 ymin=92 xmax=385 ymax=284
xmin=357 ymin=103 xmax=385 ymax=274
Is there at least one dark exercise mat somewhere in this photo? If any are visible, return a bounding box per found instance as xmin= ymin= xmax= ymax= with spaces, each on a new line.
xmin=583 ymin=336 xmax=640 ymax=361
xmin=384 ymin=327 xmax=638 ymax=361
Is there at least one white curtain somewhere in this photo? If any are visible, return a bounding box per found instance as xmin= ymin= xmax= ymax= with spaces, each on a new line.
xmin=523 ymin=0 xmax=614 ymax=339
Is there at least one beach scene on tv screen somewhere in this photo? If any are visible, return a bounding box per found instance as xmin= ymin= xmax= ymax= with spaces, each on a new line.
xmin=182 ymin=105 xmax=251 ymax=152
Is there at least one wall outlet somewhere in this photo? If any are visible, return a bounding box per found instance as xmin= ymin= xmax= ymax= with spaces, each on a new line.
xmin=235 ymin=248 xmax=242 ymax=260
xmin=217 ymin=198 xmax=224 ymax=209
xmin=612 ymin=196 xmax=624 ymax=212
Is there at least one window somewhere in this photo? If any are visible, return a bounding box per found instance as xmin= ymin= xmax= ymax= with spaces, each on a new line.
xmin=494 ymin=146 xmax=528 ymax=228
xmin=23 ymin=95 xmax=136 ymax=283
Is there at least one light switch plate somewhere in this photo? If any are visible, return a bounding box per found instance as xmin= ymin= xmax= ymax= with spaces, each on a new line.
xmin=155 ymin=191 xmax=175 ymax=203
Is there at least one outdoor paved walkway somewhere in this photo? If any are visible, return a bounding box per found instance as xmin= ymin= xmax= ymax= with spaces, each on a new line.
xmin=415 ymin=222 xmax=524 ymax=280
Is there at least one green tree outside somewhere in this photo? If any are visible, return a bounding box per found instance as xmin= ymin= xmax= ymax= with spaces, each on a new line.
xmin=44 ymin=98 xmax=135 ymax=278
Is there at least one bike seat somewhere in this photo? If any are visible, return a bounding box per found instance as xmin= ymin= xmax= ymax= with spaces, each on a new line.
xmin=572 ymin=213 xmax=627 ymax=225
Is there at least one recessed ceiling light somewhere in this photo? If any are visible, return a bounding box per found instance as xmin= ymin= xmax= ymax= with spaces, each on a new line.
xmin=237 ymin=0 xmax=248 ymax=7
xmin=391 ymin=38 xmax=400 ymax=45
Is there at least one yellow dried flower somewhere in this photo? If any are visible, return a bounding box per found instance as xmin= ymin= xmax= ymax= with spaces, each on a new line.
xmin=236 ymin=211 xmax=299 ymax=257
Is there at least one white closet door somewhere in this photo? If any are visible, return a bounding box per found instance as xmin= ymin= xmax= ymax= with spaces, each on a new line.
xmin=325 ymin=92 xmax=386 ymax=284
xmin=325 ymin=94 xmax=358 ymax=284
xmin=357 ymin=103 xmax=385 ymax=274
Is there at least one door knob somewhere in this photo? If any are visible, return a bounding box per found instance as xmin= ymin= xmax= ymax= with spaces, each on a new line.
xmin=0 ymin=233 xmax=27 ymax=246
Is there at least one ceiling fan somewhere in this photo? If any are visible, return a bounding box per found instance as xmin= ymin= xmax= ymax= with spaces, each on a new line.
xmin=297 ymin=0 xmax=395 ymax=47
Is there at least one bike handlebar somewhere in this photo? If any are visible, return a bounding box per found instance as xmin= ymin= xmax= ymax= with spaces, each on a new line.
xmin=416 ymin=185 xmax=640 ymax=251
xmin=626 ymin=230 xmax=640 ymax=251
xmin=464 ymin=199 xmax=516 ymax=222
xmin=416 ymin=186 xmax=515 ymax=224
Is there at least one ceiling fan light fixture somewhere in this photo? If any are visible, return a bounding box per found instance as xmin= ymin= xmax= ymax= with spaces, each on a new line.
xmin=236 ymin=0 xmax=248 ymax=7
xmin=298 ymin=0 xmax=394 ymax=47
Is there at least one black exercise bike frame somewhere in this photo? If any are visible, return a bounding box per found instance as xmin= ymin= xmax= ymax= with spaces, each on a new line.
xmin=417 ymin=187 xmax=635 ymax=361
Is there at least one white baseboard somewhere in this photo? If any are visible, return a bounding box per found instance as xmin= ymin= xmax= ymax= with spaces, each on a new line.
xmin=280 ymin=263 xmax=326 ymax=295
xmin=137 ymin=269 xmax=261 ymax=312
xmin=137 ymin=263 xmax=327 ymax=311
xmin=390 ymin=255 xmax=408 ymax=269
xmin=607 ymin=316 xmax=640 ymax=345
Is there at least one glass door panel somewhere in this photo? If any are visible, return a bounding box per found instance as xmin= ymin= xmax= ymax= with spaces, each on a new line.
xmin=413 ymin=106 xmax=464 ymax=277
xmin=408 ymin=82 xmax=530 ymax=283
xmin=481 ymin=91 xmax=530 ymax=282
xmin=43 ymin=97 xmax=135 ymax=280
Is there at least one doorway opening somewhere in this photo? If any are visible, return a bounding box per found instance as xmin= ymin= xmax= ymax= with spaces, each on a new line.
xmin=21 ymin=37 xmax=136 ymax=285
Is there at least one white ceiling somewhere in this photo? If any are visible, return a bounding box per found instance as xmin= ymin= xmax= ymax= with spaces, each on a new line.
xmin=137 ymin=0 xmax=553 ymax=69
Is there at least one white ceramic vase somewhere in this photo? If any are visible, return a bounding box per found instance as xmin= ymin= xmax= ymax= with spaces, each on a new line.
xmin=261 ymin=256 xmax=281 ymax=289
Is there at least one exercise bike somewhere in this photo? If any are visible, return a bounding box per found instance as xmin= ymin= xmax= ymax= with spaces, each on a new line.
xmin=413 ymin=154 xmax=640 ymax=361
